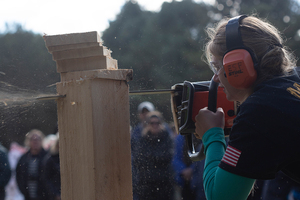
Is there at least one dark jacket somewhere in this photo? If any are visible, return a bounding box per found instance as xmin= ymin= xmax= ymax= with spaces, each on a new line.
xmin=172 ymin=134 xmax=206 ymax=199
xmin=132 ymin=129 xmax=174 ymax=200
xmin=43 ymin=153 xmax=61 ymax=200
xmin=133 ymin=130 xmax=173 ymax=183
xmin=16 ymin=148 xmax=48 ymax=200
xmin=0 ymin=144 xmax=11 ymax=200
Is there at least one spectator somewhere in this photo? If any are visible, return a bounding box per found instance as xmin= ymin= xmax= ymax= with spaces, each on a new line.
xmin=5 ymin=142 xmax=27 ymax=200
xmin=172 ymin=134 xmax=206 ymax=200
xmin=16 ymin=129 xmax=48 ymax=200
xmin=131 ymin=101 xmax=155 ymax=138
xmin=0 ymin=143 xmax=11 ymax=200
xmin=132 ymin=111 xmax=174 ymax=200
xmin=43 ymin=133 xmax=60 ymax=200
xmin=42 ymin=134 xmax=58 ymax=151
xmin=131 ymin=101 xmax=155 ymax=200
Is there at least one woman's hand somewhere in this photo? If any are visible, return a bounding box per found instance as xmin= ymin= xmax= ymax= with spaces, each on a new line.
xmin=194 ymin=107 xmax=225 ymax=139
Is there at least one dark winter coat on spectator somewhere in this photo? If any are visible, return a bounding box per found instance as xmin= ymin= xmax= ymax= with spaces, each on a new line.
xmin=0 ymin=144 xmax=11 ymax=200
xmin=133 ymin=129 xmax=174 ymax=200
xmin=172 ymin=134 xmax=206 ymax=200
xmin=43 ymin=152 xmax=60 ymax=200
xmin=16 ymin=148 xmax=48 ymax=200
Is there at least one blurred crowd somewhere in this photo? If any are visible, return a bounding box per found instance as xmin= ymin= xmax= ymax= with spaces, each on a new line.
xmin=1 ymin=129 xmax=60 ymax=200
xmin=1 ymin=101 xmax=300 ymax=200
xmin=131 ymin=101 xmax=205 ymax=200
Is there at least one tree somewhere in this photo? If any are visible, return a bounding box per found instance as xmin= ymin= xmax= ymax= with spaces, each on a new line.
xmin=213 ymin=0 xmax=300 ymax=63
xmin=102 ymin=0 xmax=215 ymax=124
xmin=0 ymin=25 xmax=59 ymax=148
xmin=0 ymin=25 xmax=59 ymax=92
xmin=102 ymin=0 xmax=300 ymax=125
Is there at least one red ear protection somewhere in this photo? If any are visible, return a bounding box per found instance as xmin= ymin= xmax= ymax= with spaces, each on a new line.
xmin=223 ymin=49 xmax=257 ymax=89
xmin=223 ymin=15 xmax=258 ymax=89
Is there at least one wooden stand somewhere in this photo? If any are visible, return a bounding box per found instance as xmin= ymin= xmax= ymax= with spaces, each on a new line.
xmin=44 ymin=32 xmax=133 ymax=200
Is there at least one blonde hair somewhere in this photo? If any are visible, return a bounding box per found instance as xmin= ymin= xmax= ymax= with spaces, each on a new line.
xmin=204 ymin=15 xmax=297 ymax=85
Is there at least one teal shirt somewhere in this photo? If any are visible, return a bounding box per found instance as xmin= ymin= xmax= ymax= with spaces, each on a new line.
xmin=202 ymin=127 xmax=255 ymax=200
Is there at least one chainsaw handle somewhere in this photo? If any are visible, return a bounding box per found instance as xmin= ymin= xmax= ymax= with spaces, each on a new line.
xmin=208 ymin=79 xmax=219 ymax=112
xmin=187 ymin=77 xmax=219 ymax=161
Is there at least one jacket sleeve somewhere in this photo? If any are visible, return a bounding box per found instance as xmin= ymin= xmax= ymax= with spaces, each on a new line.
xmin=202 ymin=127 xmax=255 ymax=200
xmin=0 ymin=150 xmax=11 ymax=187
xmin=156 ymin=132 xmax=174 ymax=163
xmin=172 ymin=135 xmax=187 ymax=187
xmin=43 ymin=156 xmax=59 ymax=197
xmin=16 ymin=155 xmax=27 ymax=196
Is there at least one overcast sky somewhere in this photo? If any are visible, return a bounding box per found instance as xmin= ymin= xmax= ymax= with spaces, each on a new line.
xmin=0 ymin=0 xmax=214 ymax=36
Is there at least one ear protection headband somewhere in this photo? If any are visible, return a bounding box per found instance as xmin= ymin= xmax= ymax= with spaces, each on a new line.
xmin=223 ymin=15 xmax=258 ymax=89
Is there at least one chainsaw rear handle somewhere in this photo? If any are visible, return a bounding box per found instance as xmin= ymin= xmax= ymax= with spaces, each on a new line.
xmin=186 ymin=77 xmax=219 ymax=161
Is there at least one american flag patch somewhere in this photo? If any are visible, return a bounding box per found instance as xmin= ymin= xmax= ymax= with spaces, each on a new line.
xmin=221 ymin=145 xmax=241 ymax=167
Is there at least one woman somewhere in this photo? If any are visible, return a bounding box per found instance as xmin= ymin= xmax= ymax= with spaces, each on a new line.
xmin=16 ymin=129 xmax=48 ymax=200
xmin=194 ymin=15 xmax=300 ymax=200
xmin=133 ymin=111 xmax=174 ymax=200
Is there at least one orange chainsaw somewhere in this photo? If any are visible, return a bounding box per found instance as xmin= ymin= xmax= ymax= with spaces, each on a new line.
xmin=170 ymin=78 xmax=238 ymax=161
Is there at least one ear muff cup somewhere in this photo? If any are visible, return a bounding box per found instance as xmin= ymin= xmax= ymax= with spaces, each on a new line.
xmin=223 ymin=49 xmax=257 ymax=89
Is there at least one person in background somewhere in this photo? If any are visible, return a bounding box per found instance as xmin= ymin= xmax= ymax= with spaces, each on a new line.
xmin=5 ymin=142 xmax=27 ymax=200
xmin=172 ymin=134 xmax=206 ymax=200
xmin=0 ymin=143 xmax=11 ymax=200
xmin=43 ymin=133 xmax=60 ymax=200
xmin=42 ymin=134 xmax=58 ymax=151
xmin=131 ymin=101 xmax=174 ymax=139
xmin=132 ymin=111 xmax=174 ymax=200
xmin=16 ymin=129 xmax=48 ymax=200
xmin=131 ymin=101 xmax=155 ymax=200
xmin=131 ymin=101 xmax=155 ymax=138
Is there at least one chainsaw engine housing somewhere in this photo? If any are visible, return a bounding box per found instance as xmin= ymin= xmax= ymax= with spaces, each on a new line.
xmin=171 ymin=81 xmax=238 ymax=136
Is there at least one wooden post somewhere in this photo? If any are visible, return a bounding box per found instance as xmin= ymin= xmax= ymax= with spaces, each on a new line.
xmin=44 ymin=32 xmax=133 ymax=200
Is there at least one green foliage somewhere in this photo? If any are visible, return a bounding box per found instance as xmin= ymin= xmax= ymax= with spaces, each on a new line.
xmin=103 ymin=1 xmax=214 ymax=90
xmin=0 ymin=25 xmax=59 ymax=92
xmin=102 ymin=0 xmax=300 ymax=125
xmin=213 ymin=0 xmax=300 ymax=62
xmin=102 ymin=1 xmax=215 ymax=124
xmin=0 ymin=25 xmax=59 ymax=147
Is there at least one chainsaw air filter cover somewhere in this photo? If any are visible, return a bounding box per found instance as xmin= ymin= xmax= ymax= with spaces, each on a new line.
xmin=171 ymin=81 xmax=237 ymax=136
